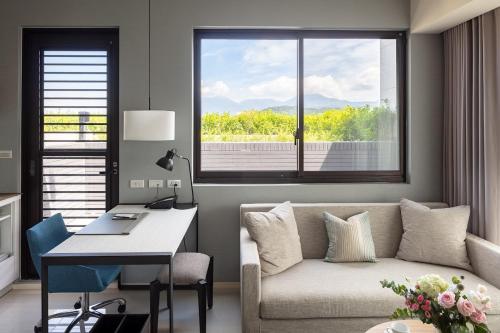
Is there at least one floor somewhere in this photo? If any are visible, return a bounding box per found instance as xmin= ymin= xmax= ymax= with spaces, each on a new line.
xmin=0 ymin=287 xmax=240 ymax=333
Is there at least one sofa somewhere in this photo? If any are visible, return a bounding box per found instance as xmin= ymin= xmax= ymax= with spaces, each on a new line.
xmin=240 ymin=203 xmax=500 ymax=333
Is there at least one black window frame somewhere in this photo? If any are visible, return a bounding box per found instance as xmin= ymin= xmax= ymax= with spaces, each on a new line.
xmin=193 ymin=29 xmax=407 ymax=184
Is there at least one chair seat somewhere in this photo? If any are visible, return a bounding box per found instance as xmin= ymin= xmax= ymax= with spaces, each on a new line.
xmin=158 ymin=252 xmax=210 ymax=285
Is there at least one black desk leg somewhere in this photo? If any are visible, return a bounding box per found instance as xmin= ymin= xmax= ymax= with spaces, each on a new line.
xmin=150 ymin=280 xmax=161 ymax=333
xmin=169 ymin=260 xmax=174 ymax=332
xmin=41 ymin=259 xmax=49 ymax=333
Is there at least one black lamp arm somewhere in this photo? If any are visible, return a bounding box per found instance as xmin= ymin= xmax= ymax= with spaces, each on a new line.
xmin=171 ymin=150 xmax=195 ymax=206
xmin=180 ymin=155 xmax=195 ymax=206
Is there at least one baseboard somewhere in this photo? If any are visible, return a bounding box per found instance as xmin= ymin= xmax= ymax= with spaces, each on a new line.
xmin=12 ymin=281 xmax=239 ymax=291
xmin=118 ymin=281 xmax=239 ymax=291
xmin=214 ymin=282 xmax=240 ymax=290
xmin=12 ymin=281 xmax=119 ymax=290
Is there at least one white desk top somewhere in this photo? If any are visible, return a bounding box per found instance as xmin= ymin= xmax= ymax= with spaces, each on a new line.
xmin=49 ymin=206 xmax=197 ymax=255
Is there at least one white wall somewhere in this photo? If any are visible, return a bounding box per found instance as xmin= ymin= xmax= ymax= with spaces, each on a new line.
xmin=0 ymin=0 xmax=444 ymax=282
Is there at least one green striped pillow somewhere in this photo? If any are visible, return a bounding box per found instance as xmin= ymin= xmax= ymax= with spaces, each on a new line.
xmin=323 ymin=211 xmax=377 ymax=263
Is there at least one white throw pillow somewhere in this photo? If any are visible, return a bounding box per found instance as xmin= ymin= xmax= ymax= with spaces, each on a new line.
xmin=244 ymin=201 xmax=303 ymax=276
xmin=323 ymin=211 xmax=377 ymax=263
xmin=396 ymin=199 xmax=472 ymax=270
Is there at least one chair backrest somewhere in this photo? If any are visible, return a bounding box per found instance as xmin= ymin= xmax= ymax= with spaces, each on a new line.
xmin=26 ymin=213 xmax=71 ymax=275
xmin=240 ymin=202 xmax=448 ymax=259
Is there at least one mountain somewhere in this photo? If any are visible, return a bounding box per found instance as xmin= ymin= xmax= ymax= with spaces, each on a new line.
xmin=304 ymin=94 xmax=375 ymax=109
xmin=201 ymin=94 xmax=378 ymax=114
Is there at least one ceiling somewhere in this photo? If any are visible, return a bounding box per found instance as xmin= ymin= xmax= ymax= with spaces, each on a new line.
xmin=411 ymin=0 xmax=500 ymax=33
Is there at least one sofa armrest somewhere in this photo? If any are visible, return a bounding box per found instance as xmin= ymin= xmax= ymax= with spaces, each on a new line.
xmin=467 ymin=233 xmax=500 ymax=289
xmin=240 ymin=227 xmax=261 ymax=333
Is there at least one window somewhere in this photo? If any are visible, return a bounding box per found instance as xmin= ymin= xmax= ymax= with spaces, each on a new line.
xmin=194 ymin=30 xmax=406 ymax=183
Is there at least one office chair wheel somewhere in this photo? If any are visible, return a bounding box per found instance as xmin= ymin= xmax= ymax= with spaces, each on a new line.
xmin=118 ymin=303 xmax=126 ymax=313
xmin=34 ymin=325 xmax=42 ymax=333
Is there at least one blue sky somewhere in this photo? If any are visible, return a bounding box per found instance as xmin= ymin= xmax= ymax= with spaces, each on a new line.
xmin=201 ymin=38 xmax=390 ymax=103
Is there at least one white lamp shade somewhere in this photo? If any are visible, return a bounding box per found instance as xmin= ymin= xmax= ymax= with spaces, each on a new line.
xmin=123 ymin=110 xmax=175 ymax=141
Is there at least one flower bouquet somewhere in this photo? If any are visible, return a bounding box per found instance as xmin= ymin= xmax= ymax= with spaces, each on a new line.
xmin=380 ymin=274 xmax=492 ymax=333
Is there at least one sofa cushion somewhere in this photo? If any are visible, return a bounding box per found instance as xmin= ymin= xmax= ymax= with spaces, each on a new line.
xmin=245 ymin=202 xmax=303 ymax=276
xmin=260 ymin=258 xmax=500 ymax=319
xmin=397 ymin=199 xmax=472 ymax=271
xmin=323 ymin=211 xmax=376 ymax=263
xmin=241 ymin=203 xmax=448 ymax=259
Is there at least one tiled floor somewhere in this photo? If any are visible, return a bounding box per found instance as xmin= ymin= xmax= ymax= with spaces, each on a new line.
xmin=0 ymin=287 xmax=240 ymax=333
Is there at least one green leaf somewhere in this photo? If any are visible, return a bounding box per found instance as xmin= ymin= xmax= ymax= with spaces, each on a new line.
xmin=473 ymin=323 xmax=491 ymax=333
xmin=451 ymin=323 xmax=470 ymax=333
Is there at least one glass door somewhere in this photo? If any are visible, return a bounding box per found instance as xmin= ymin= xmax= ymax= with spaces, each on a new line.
xmin=21 ymin=29 xmax=119 ymax=279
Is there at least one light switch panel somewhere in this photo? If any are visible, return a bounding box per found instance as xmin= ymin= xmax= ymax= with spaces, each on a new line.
xmin=0 ymin=150 xmax=12 ymax=159
xmin=148 ymin=179 xmax=164 ymax=188
xmin=130 ymin=179 xmax=145 ymax=188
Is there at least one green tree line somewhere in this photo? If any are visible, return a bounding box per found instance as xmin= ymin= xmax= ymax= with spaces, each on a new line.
xmin=202 ymin=105 xmax=397 ymax=142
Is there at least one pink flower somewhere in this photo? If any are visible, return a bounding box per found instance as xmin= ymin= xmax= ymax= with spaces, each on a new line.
xmin=425 ymin=311 xmax=432 ymax=318
xmin=405 ymin=298 xmax=411 ymax=307
xmin=470 ymin=311 xmax=487 ymax=324
xmin=411 ymin=303 xmax=420 ymax=311
xmin=457 ymin=298 xmax=476 ymax=317
xmin=420 ymin=300 xmax=431 ymax=312
xmin=438 ymin=291 xmax=456 ymax=309
xmin=417 ymin=295 xmax=425 ymax=304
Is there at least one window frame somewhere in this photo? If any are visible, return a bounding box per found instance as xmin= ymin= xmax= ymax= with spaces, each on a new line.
xmin=193 ymin=29 xmax=407 ymax=184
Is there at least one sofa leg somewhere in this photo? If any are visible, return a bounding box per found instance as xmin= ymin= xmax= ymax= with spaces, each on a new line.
xmin=207 ymin=256 xmax=214 ymax=309
xmin=197 ymin=280 xmax=207 ymax=333
xmin=149 ymin=279 xmax=161 ymax=333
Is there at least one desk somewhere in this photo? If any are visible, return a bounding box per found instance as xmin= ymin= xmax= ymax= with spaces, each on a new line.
xmin=40 ymin=205 xmax=198 ymax=333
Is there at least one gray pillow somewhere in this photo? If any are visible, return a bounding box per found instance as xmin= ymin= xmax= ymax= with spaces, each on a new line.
xmin=396 ymin=199 xmax=472 ymax=270
xmin=323 ymin=211 xmax=377 ymax=263
xmin=244 ymin=201 xmax=303 ymax=276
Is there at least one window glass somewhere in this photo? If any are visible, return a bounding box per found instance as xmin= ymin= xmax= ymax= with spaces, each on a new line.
xmin=200 ymin=39 xmax=298 ymax=171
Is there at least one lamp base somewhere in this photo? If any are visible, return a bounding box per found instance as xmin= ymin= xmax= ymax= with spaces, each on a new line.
xmin=144 ymin=195 xmax=177 ymax=209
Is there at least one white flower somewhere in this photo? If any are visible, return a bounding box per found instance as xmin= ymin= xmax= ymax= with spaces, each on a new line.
xmin=478 ymin=284 xmax=488 ymax=294
xmin=417 ymin=274 xmax=449 ymax=298
xmin=468 ymin=288 xmax=492 ymax=312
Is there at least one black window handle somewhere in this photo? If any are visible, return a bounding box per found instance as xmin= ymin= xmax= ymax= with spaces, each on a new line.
xmin=294 ymin=129 xmax=300 ymax=146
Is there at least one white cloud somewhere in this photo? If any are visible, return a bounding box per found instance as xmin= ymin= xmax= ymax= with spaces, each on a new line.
xmin=304 ymin=75 xmax=343 ymax=100
xmin=248 ymin=76 xmax=296 ymax=101
xmin=304 ymin=74 xmax=379 ymax=101
xmin=243 ymin=40 xmax=296 ymax=72
xmin=243 ymin=72 xmax=379 ymax=102
xmin=201 ymin=81 xmax=230 ymax=97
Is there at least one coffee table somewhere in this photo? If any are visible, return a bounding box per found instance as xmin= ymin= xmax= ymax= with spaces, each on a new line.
xmin=366 ymin=320 xmax=436 ymax=333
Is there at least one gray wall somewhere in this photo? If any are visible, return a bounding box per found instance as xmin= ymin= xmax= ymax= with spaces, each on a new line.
xmin=0 ymin=0 xmax=443 ymax=282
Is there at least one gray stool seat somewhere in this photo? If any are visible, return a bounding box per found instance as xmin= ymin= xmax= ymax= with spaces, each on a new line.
xmin=150 ymin=252 xmax=214 ymax=333
xmin=158 ymin=252 xmax=210 ymax=285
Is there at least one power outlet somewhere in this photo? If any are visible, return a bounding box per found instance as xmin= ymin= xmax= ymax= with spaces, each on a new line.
xmin=130 ymin=179 xmax=145 ymax=188
xmin=167 ymin=180 xmax=181 ymax=188
xmin=148 ymin=179 xmax=164 ymax=188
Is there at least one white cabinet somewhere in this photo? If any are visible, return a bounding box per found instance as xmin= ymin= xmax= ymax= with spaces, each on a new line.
xmin=0 ymin=194 xmax=20 ymax=295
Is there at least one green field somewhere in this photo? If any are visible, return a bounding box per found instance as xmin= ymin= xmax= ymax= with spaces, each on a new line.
xmin=201 ymin=105 xmax=397 ymax=142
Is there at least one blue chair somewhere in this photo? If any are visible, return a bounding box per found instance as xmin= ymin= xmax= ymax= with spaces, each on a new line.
xmin=27 ymin=213 xmax=126 ymax=333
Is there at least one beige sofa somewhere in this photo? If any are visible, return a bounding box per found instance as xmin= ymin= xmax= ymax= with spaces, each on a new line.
xmin=240 ymin=203 xmax=500 ymax=333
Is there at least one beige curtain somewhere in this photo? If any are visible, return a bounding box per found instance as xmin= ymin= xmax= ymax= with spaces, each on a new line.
xmin=443 ymin=9 xmax=500 ymax=244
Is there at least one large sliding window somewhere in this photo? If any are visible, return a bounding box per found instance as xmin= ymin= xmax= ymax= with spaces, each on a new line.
xmin=194 ymin=29 xmax=406 ymax=183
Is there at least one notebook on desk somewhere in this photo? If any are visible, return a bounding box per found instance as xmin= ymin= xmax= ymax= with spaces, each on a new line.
xmin=75 ymin=212 xmax=148 ymax=235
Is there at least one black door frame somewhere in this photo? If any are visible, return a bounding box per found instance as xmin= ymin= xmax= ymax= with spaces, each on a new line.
xmin=21 ymin=28 xmax=119 ymax=279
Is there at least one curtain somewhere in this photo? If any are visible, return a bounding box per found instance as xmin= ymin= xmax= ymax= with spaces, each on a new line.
xmin=443 ymin=9 xmax=500 ymax=244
